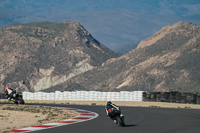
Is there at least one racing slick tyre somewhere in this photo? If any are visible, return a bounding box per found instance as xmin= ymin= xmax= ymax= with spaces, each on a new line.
xmin=116 ymin=116 xmax=125 ymax=127
xmin=17 ymin=97 xmax=25 ymax=104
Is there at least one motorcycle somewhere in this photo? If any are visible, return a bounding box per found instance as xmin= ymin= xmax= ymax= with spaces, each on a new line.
xmin=9 ymin=92 xmax=25 ymax=104
xmin=108 ymin=108 xmax=125 ymax=127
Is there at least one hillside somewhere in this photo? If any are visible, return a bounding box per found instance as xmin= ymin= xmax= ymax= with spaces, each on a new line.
xmin=45 ymin=21 xmax=200 ymax=92
xmin=113 ymin=42 xmax=138 ymax=55
xmin=0 ymin=21 xmax=118 ymax=92
xmin=0 ymin=0 xmax=200 ymax=50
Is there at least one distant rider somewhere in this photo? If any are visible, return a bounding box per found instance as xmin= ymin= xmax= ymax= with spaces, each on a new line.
xmin=5 ymin=86 xmax=16 ymax=101
xmin=105 ymin=101 xmax=123 ymax=124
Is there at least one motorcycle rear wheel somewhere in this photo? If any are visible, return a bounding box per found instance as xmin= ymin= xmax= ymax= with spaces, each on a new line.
xmin=17 ymin=97 xmax=25 ymax=104
xmin=116 ymin=116 xmax=125 ymax=127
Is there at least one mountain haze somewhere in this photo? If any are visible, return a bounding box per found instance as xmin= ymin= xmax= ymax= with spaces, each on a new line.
xmin=0 ymin=21 xmax=118 ymax=92
xmin=46 ymin=22 xmax=200 ymax=92
xmin=0 ymin=0 xmax=200 ymax=50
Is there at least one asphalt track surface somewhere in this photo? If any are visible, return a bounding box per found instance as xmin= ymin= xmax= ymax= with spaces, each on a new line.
xmin=19 ymin=103 xmax=200 ymax=133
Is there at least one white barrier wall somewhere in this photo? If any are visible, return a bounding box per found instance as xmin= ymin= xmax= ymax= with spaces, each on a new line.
xmin=22 ymin=91 xmax=144 ymax=101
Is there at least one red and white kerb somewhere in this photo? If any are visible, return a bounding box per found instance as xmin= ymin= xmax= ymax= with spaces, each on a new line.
xmin=10 ymin=107 xmax=99 ymax=133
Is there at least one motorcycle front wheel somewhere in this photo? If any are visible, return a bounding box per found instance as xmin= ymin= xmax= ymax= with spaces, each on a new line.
xmin=11 ymin=98 xmax=18 ymax=104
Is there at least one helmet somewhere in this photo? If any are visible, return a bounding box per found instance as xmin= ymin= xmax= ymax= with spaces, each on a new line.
xmin=5 ymin=86 xmax=9 ymax=91
xmin=107 ymin=101 xmax=112 ymax=105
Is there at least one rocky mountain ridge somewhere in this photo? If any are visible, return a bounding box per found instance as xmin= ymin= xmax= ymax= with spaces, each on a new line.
xmin=0 ymin=21 xmax=118 ymax=92
xmin=45 ymin=21 xmax=200 ymax=92
xmin=1 ymin=0 xmax=200 ymax=51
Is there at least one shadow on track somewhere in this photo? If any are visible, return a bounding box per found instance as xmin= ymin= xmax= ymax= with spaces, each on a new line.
xmin=124 ymin=124 xmax=138 ymax=127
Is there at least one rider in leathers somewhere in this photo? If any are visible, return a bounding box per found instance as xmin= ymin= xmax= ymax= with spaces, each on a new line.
xmin=105 ymin=101 xmax=123 ymax=124
xmin=5 ymin=86 xmax=16 ymax=101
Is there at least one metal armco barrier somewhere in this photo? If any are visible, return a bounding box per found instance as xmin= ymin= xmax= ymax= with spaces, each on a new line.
xmin=143 ymin=91 xmax=200 ymax=104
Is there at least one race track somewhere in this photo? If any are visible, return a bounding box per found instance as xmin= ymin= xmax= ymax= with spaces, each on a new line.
xmin=23 ymin=103 xmax=200 ymax=133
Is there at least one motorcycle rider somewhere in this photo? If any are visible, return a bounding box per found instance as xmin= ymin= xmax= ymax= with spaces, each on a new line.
xmin=105 ymin=101 xmax=123 ymax=124
xmin=5 ymin=86 xmax=16 ymax=101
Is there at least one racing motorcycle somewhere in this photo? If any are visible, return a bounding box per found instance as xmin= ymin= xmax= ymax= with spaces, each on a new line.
xmin=108 ymin=108 xmax=125 ymax=127
xmin=9 ymin=92 xmax=25 ymax=104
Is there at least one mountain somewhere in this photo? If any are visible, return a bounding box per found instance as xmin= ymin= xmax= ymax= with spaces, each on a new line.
xmin=113 ymin=42 xmax=138 ymax=56
xmin=0 ymin=0 xmax=200 ymax=50
xmin=0 ymin=21 xmax=118 ymax=92
xmin=45 ymin=22 xmax=200 ymax=92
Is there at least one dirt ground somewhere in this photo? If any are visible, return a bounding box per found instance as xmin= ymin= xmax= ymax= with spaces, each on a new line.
xmin=1 ymin=99 xmax=200 ymax=133
xmin=0 ymin=104 xmax=77 ymax=133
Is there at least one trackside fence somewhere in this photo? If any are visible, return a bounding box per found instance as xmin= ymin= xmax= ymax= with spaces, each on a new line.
xmin=143 ymin=91 xmax=200 ymax=104
xmin=1 ymin=91 xmax=200 ymax=104
xmin=22 ymin=91 xmax=144 ymax=101
xmin=0 ymin=93 xmax=6 ymax=99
